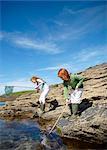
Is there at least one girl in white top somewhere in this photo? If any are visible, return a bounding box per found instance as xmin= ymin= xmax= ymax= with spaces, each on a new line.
xmin=31 ymin=76 xmax=50 ymax=113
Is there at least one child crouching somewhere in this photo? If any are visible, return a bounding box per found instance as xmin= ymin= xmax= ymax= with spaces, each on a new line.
xmin=58 ymin=68 xmax=84 ymax=119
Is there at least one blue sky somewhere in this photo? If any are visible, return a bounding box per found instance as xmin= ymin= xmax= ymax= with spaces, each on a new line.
xmin=0 ymin=1 xmax=107 ymax=93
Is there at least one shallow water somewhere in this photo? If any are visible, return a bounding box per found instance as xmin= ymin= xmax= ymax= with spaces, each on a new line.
xmin=0 ymin=118 xmax=106 ymax=150
xmin=0 ymin=119 xmax=66 ymax=150
xmin=0 ymin=102 xmax=5 ymax=106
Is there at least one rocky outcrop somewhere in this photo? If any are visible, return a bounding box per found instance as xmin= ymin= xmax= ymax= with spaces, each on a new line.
xmin=80 ymin=63 xmax=107 ymax=102
xmin=57 ymin=63 xmax=107 ymax=145
xmin=57 ymin=63 xmax=107 ymax=144
xmin=58 ymin=105 xmax=107 ymax=144
xmin=0 ymin=93 xmax=40 ymax=119
xmin=0 ymin=63 xmax=107 ymax=145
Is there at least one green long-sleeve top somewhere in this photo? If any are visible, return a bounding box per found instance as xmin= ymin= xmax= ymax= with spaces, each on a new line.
xmin=63 ymin=74 xmax=85 ymax=100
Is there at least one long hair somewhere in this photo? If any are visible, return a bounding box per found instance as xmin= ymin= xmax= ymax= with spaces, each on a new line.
xmin=31 ymin=76 xmax=39 ymax=84
xmin=31 ymin=76 xmax=45 ymax=84
xmin=31 ymin=76 xmax=39 ymax=81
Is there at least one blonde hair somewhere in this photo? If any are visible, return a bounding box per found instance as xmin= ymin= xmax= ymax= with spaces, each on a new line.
xmin=58 ymin=68 xmax=70 ymax=80
xmin=31 ymin=76 xmax=39 ymax=82
xmin=31 ymin=76 xmax=45 ymax=83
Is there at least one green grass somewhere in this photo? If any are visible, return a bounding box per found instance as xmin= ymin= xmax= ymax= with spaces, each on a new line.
xmin=3 ymin=90 xmax=35 ymax=97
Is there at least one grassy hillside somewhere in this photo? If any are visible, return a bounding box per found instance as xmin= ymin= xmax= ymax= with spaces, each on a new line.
xmin=0 ymin=90 xmax=35 ymax=101
xmin=9 ymin=90 xmax=35 ymax=97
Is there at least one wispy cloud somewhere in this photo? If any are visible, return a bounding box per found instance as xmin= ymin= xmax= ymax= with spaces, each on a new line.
xmin=0 ymin=32 xmax=62 ymax=54
xmin=73 ymin=45 xmax=107 ymax=62
xmin=62 ymin=5 xmax=104 ymax=15
xmin=52 ymin=19 xmax=68 ymax=27
xmin=49 ymin=4 xmax=106 ymax=41
xmin=14 ymin=37 xmax=62 ymax=54
xmin=28 ymin=4 xmax=105 ymax=44
xmin=0 ymin=32 xmax=4 ymax=40
xmin=1 ymin=4 xmax=105 ymax=54
xmin=36 ymin=63 xmax=71 ymax=71
xmin=35 ymin=45 xmax=107 ymax=73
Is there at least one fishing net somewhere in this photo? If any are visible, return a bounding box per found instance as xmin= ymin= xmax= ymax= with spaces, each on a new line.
xmin=41 ymin=131 xmax=66 ymax=150
xmin=4 ymin=86 xmax=14 ymax=95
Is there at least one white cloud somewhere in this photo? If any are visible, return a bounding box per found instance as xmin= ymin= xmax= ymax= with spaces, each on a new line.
xmin=73 ymin=45 xmax=107 ymax=62
xmin=62 ymin=5 xmax=104 ymax=15
xmin=36 ymin=63 xmax=71 ymax=71
xmin=50 ymin=4 xmax=106 ymax=41
xmin=1 ymin=4 xmax=105 ymax=54
xmin=35 ymin=45 xmax=107 ymax=73
xmin=0 ymin=32 xmax=4 ymax=40
xmin=0 ymin=32 xmax=62 ymax=54
xmin=13 ymin=37 xmax=62 ymax=54
xmin=76 ymin=51 xmax=99 ymax=62
xmin=21 ymin=4 xmax=105 ymax=46
xmin=52 ymin=20 xmax=68 ymax=27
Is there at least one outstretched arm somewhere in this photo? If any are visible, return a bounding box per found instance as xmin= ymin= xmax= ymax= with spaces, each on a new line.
xmin=35 ymin=82 xmax=43 ymax=89
xmin=35 ymin=78 xmax=44 ymax=89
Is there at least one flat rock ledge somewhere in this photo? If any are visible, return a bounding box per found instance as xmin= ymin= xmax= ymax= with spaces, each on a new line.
xmin=57 ymin=104 xmax=107 ymax=145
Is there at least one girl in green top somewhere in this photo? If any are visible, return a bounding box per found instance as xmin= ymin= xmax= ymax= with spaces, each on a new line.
xmin=58 ymin=68 xmax=84 ymax=118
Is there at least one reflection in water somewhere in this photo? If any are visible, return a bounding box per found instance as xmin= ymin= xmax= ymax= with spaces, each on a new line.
xmin=0 ymin=119 xmax=66 ymax=150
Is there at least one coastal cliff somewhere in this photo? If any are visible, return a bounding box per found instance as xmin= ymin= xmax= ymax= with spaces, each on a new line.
xmin=0 ymin=63 xmax=107 ymax=145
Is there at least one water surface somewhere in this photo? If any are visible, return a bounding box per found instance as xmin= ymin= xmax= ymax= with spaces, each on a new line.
xmin=0 ymin=119 xmax=66 ymax=150
xmin=0 ymin=102 xmax=5 ymax=106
